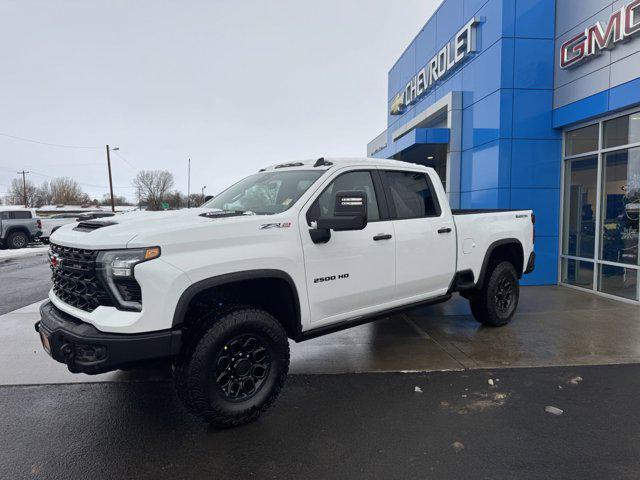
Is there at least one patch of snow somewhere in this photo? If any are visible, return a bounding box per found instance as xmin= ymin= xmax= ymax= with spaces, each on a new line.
xmin=0 ymin=245 xmax=49 ymax=262
xmin=568 ymin=376 xmax=583 ymax=385
xmin=545 ymin=406 xmax=563 ymax=416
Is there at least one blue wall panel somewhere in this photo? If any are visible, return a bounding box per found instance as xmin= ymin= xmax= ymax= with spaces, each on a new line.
xmin=436 ymin=0 xmax=465 ymax=46
xmin=513 ymin=38 xmax=554 ymax=89
xmin=462 ymin=39 xmax=510 ymax=108
xmin=510 ymin=187 xmax=560 ymax=237
xmin=460 ymin=188 xmax=511 ymax=208
xmin=522 ymin=236 xmax=558 ymax=285
xmin=514 ymin=0 xmax=555 ymax=39
xmin=510 ymin=139 xmax=562 ymax=188
xmin=461 ymin=139 xmax=511 ymax=192
xmin=462 ymin=89 xmax=513 ymax=151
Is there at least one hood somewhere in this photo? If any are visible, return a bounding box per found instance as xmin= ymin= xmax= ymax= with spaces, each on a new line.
xmin=49 ymin=208 xmax=259 ymax=249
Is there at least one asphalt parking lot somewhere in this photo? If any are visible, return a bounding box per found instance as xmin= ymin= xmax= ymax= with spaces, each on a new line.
xmin=3 ymin=255 xmax=640 ymax=479
xmin=3 ymin=365 xmax=640 ymax=479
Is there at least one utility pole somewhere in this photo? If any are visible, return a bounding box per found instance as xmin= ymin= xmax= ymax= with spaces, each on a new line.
xmin=17 ymin=170 xmax=30 ymax=207
xmin=105 ymin=145 xmax=118 ymax=213
xmin=187 ymin=158 xmax=191 ymax=208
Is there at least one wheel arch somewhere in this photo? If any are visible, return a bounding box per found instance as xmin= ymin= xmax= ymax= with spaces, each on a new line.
xmin=172 ymin=269 xmax=302 ymax=341
xmin=476 ymin=238 xmax=524 ymax=288
xmin=4 ymin=226 xmax=31 ymax=242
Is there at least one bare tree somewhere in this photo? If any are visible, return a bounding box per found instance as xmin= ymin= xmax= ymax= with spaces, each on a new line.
xmin=100 ymin=194 xmax=130 ymax=206
xmin=35 ymin=181 xmax=54 ymax=207
xmin=6 ymin=177 xmax=38 ymax=207
xmin=49 ymin=177 xmax=86 ymax=204
xmin=188 ymin=192 xmax=207 ymax=208
xmin=133 ymin=170 xmax=175 ymax=210
xmin=165 ymin=190 xmax=185 ymax=209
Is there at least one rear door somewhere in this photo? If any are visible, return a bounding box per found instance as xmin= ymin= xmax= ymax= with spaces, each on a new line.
xmin=381 ymin=169 xmax=456 ymax=301
xmin=300 ymin=169 xmax=396 ymax=326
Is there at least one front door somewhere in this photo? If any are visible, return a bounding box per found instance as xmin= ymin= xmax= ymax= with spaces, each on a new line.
xmin=300 ymin=169 xmax=396 ymax=326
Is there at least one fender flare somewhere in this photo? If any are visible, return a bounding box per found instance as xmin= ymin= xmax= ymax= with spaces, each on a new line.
xmin=475 ymin=238 xmax=524 ymax=288
xmin=171 ymin=269 xmax=302 ymax=331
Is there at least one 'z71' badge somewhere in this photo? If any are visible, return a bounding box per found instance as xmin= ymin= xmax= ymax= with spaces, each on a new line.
xmin=314 ymin=273 xmax=349 ymax=284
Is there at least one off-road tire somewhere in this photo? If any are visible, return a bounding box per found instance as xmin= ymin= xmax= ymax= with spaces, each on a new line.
xmin=173 ymin=307 xmax=290 ymax=428
xmin=469 ymin=261 xmax=519 ymax=327
xmin=7 ymin=231 xmax=28 ymax=249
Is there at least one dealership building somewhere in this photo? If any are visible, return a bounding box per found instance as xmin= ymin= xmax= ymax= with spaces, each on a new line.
xmin=367 ymin=0 xmax=640 ymax=301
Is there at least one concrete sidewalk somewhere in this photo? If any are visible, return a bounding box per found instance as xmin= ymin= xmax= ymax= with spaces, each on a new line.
xmin=2 ymin=286 xmax=639 ymax=386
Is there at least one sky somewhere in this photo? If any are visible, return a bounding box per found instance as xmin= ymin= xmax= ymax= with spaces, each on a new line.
xmin=0 ymin=0 xmax=440 ymax=201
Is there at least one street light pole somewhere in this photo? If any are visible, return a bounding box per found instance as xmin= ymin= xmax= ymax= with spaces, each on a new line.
xmin=187 ymin=158 xmax=191 ymax=208
xmin=17 ymin=170 xmax=30 ymax=207
xmin=105 ymin=145 xmax=119 ymax=213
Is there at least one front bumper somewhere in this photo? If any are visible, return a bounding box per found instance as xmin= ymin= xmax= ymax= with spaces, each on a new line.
xmin=35 ymin=301 xmax=182 ymax=374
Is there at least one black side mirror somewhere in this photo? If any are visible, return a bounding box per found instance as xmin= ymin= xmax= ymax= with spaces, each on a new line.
xmin=309 ymin=191 xmax=368 ymax=244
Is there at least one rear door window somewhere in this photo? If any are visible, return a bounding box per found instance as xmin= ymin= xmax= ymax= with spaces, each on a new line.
xmin=383 ymin=171 xmax=440 ymax=219
xmin=9 ymin=211 xmax=32 ymax=219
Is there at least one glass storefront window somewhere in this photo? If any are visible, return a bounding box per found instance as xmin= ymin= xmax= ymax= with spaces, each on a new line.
xmin=599 ymin=264 xmax=638 ymax=300
xmin=561 ymin=258 xmax=594 ymax=289
xmin=562 ymin=156 xmax=597 ymax=258
xmin=565 ymin=124 xmax=599 ymax=156
xmin=562 ymin=111 xmax=640 ymax=302
xmin=603 ymin=112 xmax=640 ymax=149
xmin=600 ymin=147 xmax=640 ymax=265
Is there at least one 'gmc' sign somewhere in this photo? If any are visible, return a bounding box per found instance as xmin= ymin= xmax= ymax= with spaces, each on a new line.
xmin=560 ymin=0 xmax=640 ymax=69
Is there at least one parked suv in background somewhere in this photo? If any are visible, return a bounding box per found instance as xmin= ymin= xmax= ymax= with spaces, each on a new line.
xmin=0 ymin=207 xmax=42 ymax=249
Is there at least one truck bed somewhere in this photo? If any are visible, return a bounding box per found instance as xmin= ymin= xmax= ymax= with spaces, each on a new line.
xmin=452 ymin=208 xmax=534 ymax=281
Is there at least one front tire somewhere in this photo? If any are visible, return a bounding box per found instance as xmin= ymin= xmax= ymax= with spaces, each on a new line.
xmin=7 ymin=231 xmax=28 ymax=249
xmin=173 ymin=307 xmax=290 ymax=427
xmin=469 ymin=261 xmax=519 ymax=327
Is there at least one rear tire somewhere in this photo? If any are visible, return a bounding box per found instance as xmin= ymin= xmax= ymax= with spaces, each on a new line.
xmin=173 ymin=307 xmax=290 ymax=428
xmin=469 ymin=261 xmax=519 ymax=327
xmin=7 ymin=231 xmax=28 ymax=249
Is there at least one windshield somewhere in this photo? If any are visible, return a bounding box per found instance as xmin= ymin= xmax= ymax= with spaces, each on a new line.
xmin=202 ymin=170 xmax=324 ymax=215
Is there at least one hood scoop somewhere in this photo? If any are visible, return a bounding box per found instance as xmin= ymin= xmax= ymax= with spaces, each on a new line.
xmin=73 ymin=220 xmax=117 ymax=232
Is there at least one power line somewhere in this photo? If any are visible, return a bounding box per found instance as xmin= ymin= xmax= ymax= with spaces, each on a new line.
xmin=0 ymin=131 xmax=101 ymax=150
xmin=113 ymin=151 xmax=138 ymax=171
xmin=0 ymin=166 xmax=135 ymax=190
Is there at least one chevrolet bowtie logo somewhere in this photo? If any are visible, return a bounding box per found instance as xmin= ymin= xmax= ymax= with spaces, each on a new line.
xmin=49 ymin=253 xmax=62 ymax=269
xmin=390 ymin=92 xmax=406 ymax=116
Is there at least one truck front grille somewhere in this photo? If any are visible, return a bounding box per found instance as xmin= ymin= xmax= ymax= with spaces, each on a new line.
xmin=50 ymin=243 xmax=114 ymax=312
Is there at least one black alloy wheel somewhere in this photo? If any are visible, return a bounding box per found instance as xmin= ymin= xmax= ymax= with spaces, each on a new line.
xmin=215 ymin=334 xmax=272 ymax=401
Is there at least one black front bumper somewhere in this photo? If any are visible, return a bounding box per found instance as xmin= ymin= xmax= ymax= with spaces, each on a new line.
xmin=36 ymin=301 xmax=181 ymax=374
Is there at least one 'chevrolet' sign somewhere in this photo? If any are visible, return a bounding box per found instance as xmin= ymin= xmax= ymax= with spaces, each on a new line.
xmin=390 ymin=17 xmax=480 ymax=116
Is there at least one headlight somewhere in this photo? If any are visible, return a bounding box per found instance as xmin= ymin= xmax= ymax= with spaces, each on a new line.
xmin=96 ymin=247 xmax=160 ymax=311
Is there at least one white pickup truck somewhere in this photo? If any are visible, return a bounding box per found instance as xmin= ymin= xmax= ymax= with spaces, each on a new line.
xmin=36 ymin=157 xmax=535 ymax=427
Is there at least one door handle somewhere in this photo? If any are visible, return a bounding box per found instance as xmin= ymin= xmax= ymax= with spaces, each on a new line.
xmin=437 ymin=227 xmax=452 ymax=234
xmin=373 ymin=234 xmax=392 ymax=241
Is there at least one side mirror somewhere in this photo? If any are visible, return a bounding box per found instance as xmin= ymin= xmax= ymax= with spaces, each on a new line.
xmin=309 ymin=191 xmax=368 ymax=244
